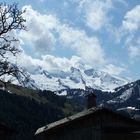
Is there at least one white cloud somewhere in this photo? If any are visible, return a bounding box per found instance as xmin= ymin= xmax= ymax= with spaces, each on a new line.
xmin=122 ymin=6 xmax=140 ymax=60
xmin=58 ymin=24 xmax=105 ymax=67
xmin=20 ymin=5 xmax=58 ymax=55
xmin=7 ymin=51 xmax=44 ymax=74
xmin=11 ymin=51 xmax=85 ymax=73
xmin=123 ymin=5 xmax=140 ymax=32
xmin=124 ymin=36 xmax=140 ymax=61
xmin=112 ymin=5 xmax=140 ymax=61
xmin=64 ymin=1 xmax=69 ymax=7
xmin=103 ymin=64 xmax=126 ymax=75
xmin=42 ymin=55 xmax=84 ymax=72
xmin=78 ymin=0 xmax=113 ymax=31
xmin=128 ymin=46 xmax=140 ymax=59
xmin=7 ymin=46 xmax=127 ymax=81
xmin=19 ymin=5 xmax=106 ymax=68
xmin=13 ymin=51 xmax=125 ymax=77
xmin=16 ymin=4 xmax=127 ymax=78
xmin=116 ymin=5 xmax=140 ymax=42
xmin=120 ymin=5 xmax=140 ymax=60
xmin=39 ymin=0 xmax=45 ymax=3
xmin=116 ymin=0 xmax=127 ymax=6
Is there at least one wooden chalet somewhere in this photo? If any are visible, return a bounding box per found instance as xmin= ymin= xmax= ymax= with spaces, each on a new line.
xmin=35 ymin=94 xmax=140 ymax=140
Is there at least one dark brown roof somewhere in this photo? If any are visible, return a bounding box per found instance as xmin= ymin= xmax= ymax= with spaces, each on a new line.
xmin=35 ymin=107 xmax=140 ymax=135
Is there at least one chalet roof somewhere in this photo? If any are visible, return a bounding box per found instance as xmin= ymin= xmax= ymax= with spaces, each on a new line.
xmin=35 ymin=107 xmax=140 ymax=135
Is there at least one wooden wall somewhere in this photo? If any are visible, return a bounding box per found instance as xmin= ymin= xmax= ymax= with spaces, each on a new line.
xmin=0 ymin=124 xmax=13 ymax=140
xmin=44 ymin=114 xmax=101 ymax=140
xmin=41 ymin=110 xmax=140 ymax=140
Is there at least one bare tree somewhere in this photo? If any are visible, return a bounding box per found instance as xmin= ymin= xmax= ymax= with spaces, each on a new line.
xmin=0 ymin=3 xmax=30 ymax=89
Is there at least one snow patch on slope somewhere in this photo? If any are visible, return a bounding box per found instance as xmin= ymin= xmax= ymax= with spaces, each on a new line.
xmin=119 ymin=88 xmax=133 ymax=101
xmin=107 ymin=88 xmax=133 ymax=104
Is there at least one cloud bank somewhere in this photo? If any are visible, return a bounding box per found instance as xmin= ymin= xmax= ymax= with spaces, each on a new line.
xmin=19 ymin=5 xmax=106 ymax=68
xmin=15 ymin=2 xmax=139 ymax=77
xmin=78 ymin=0 xmax=113 ymax=31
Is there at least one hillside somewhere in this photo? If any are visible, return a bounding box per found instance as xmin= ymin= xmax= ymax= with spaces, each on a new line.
xmin=59 ymin=79 xmax=140 ymax=120
xmin=0 ymin=79 xmax=140 ymax=140
xmin=0 ymin=86 xmax=82 ymax=140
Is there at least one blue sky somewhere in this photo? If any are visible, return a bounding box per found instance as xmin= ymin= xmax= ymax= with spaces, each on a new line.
xmin=4 ymin=0 xmax=140 ymax=81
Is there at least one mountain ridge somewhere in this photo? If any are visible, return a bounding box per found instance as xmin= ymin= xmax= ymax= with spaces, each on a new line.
xmin=26 ymin=66 xmax=128 ymax=92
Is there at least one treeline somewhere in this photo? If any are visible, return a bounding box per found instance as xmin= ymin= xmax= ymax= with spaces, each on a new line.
xmin=0 ymin=89 xmax=81 ymax=140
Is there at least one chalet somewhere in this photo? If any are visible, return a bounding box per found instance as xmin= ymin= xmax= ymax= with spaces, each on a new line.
xmin=35 ymin=94 xmax=140 ymax=140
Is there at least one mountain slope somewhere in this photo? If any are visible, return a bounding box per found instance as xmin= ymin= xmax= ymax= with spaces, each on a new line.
xmin=0 ymin=87 xmax=82 ymax=140
xmin=54 ymin=79 xmax=140 ymax=120
xmin=28 ymin=66 xmax=128 ymax=91
xmin=105 ymin=79 xmax=140 ymax=118
xmin=0 ymin=78 xmax=139 ymax=139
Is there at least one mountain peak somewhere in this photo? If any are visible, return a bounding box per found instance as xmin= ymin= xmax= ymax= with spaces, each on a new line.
xmin=24 ymin=66 xmax=128 ymax=92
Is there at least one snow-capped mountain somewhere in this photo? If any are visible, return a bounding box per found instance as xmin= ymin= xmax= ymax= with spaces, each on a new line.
xmin=4 ymin=62 xmax=140 ymax=119
xmin=28 ymin=66 xmax=128 ymax=91
xmin=104 ymin=80 xmax=140 ymax=119
xmin=60 ymin=79 xmax=140 ymax=119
